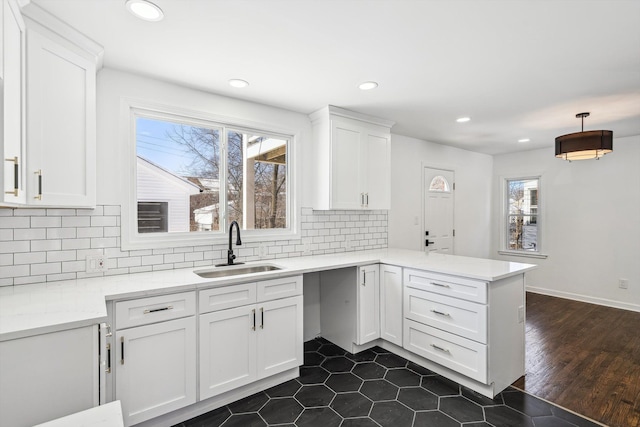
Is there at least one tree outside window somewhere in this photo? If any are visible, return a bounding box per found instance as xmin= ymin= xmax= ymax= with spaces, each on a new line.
xmin=135 ymin=114 xmax=288 ymax=234
xmin=506 ymin=178 xmax=539 ymax=252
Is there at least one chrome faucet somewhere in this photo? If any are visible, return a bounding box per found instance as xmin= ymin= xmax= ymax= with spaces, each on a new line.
xmin=227 ymin=220 xmax=243 ymax=265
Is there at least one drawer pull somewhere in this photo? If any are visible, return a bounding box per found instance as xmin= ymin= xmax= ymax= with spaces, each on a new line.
xmin=430 ymin=309 xmax=451 ymax=317
xmin=143 ymin=305 xmax=173 ymax=314
xmin=431 ymin=344 xmax=450 ymax=354
xmin=120 ymin=336 xmax=125 ymax=365
xmin=430 ymin=281 xmax=451 ymax=288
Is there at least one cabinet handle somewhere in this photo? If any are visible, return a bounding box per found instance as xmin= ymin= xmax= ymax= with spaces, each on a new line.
xmin=252 ymin=309 xmax=256 ymax=331
xmin=4 ymin=157 xmax=19 ymax=196
xmin=120 ymin=336 xmax=125 ymax=365
xmin=260 ymin=307 xmax=264 ymax=329
xmin=362 ymin=270 xmax=366 ymax=286
xmin=430 ymin=281 xmax=451 ymax=288
xmin=143 ymin=305 xmax=173 ymax=314
xmin=430 ymin=309 xmax=451 ymax=317
xmin=365 ymin=193 xmax=369 ymax=207
xmin=360 ymin=193 xmax=364 ymax=207
xmin=34 ymin=169 xmax=42 ymax=200
xmin=431 ymin=344 xmax=450 ymax=354
xmin=106 ymin=342 xmax=111 ymax=373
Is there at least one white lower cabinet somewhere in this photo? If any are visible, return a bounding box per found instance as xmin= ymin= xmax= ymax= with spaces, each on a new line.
xmin=0 ymin=325 xmax=98 ymax=427
xmin=113 ymin=293 xmax=197 ymax=427
xmin=379 ymin=264 xmax=402 ymax=346
xmin=199 ymin=277 xmax=303 ymax=401
xmin=402 ymin=268 xmax=525 ymax=397
xmin=357 ymin=264 xmax=380 ymax=345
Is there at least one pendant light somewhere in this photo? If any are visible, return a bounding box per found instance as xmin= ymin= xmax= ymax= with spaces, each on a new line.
xmin=555 ymin=112 xmax=613 ymax=161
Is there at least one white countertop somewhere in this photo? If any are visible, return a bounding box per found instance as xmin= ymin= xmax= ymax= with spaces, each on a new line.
xmin=33 ymin=401 xmax=123 ymax=427
xmin=0 ymin=248 xmax=535 ymax=341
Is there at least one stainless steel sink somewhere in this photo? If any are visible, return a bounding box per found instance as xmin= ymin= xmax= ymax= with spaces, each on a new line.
xmin=194 ymin=264 xmax=282 ymax=279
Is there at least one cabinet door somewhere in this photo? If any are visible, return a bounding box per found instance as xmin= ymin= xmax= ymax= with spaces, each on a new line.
xmin=357 ymin=264 xmax=380 ymax=344
xmin=363 ymin=128 xmax=391 ymax=209
xmin=0 ymin=325 xmax=98 ymax=427
xmin=1 ymin=0 xmax=26 ymax=205
xmin=116 ymin=317 xmax=196 ymax=427
xmin=199 ymin=305 xmax=256 ymax=400
xmin=330 ymin=117 xmax=363 ymax=209
xmin=256 ymin=295 xmax=303 ymax=379
xmin=26 ymin=29 xmax=96 ymax=207
xmin=380 ymin=264 xmax=402 ymax=346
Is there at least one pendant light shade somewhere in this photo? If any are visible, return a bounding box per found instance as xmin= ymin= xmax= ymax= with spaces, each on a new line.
xmin=555 ymin=113 xmax=613 ymax=161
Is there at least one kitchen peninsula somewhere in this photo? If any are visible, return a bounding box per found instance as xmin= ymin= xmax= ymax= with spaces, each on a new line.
xmin=0 ymin=248 xmax=534 ymax=427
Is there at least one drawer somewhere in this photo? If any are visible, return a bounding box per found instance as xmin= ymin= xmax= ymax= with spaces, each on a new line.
xmin=403 ymin=319 xmax=487 ymax=383
xmin=115 ymin=292 xmax=196 ymax=329
xmin=404 ymin=269 xmax=487 ymax=304
xmin=199 ymin=283 xmax=257 ymax=314
xmin=404 ymin=288 xmax=487 ymax=343
xmin=257 ymin=275 xmax=303 ymax=302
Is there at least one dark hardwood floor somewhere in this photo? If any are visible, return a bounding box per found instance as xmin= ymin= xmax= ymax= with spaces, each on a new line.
xmin=513 ymin=292 xmax=640 ymax=427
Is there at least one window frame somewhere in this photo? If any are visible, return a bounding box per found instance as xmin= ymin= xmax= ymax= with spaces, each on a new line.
xmin=121 ymin=99 xmax=299 ymax=251
xmin=498 ymin=175 xmax=547 ymax=259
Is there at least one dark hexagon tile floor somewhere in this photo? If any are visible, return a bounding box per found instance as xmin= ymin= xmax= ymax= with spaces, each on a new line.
xmin=174 ymin=337 xmax=603 ymax=427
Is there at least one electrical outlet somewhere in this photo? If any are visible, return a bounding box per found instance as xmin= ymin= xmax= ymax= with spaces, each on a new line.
xmin=303 ymin=243 xmax=311 ymax=256
xmin=345 ymin=235 xmax=352 ymax=250
xmin=86 ymin=255 xmax=108 ymax=273
xmin=619 ymin=278 xmax=629 ymax=289
xmin=518 ymin=305 xmax=525 ymax=323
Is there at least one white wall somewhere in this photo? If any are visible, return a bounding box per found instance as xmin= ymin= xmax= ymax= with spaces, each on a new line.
xmin=388 ymin=134 xmax=493 ymax=258
xmin=96 ymin=68 xmax=313 ymax=207
xmin=491 ymin=135 xmax=640 ymax=311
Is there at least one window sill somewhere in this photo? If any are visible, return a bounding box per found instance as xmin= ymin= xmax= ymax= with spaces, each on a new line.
xmin=498 ymin=250 xmax=548 ymax=260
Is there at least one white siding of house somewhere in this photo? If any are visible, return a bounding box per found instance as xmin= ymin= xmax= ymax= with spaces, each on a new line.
xmin=137 ymin=158 xmax=200 ymax=233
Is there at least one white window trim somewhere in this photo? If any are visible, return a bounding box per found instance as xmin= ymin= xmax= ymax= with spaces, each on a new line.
xmin=499 ymin=175 xmax=548 ymax=259
xmin=120 ymin=98 xmax=300 ymax=251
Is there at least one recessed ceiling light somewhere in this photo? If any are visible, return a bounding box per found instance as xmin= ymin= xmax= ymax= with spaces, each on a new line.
xmin=358 ymin=81 xmax=378 ymax=90
xmin=456 ymin=117 xmax=471 ymax=123
xmin=518 ymin=138 xmax=531 ymax=143
xmin=125 ymin=0 xmax=164 ymax=22
xmin=229 ymin=79 xmax=249 ymax=88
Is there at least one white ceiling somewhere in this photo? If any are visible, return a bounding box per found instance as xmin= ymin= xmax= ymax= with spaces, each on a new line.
xmin=28 ymin=0 xmax=640 ymax=155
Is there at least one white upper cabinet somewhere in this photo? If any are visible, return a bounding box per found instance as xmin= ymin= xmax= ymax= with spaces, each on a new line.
xmin=310 ymin=106 xmax=394 ymax=210
xmin=0 ymin=2 xmax=102 ymax=208
xmin=25 ymin=27 xmax=96 ymax=207
xmin=1 ymin=0 xmax=26 ymax=205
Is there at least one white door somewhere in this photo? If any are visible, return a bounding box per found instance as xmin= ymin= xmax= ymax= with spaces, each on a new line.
xmin=423 ymin=167 xmax=454 ymax=254
xmin=116 ymin=317 xmax=196 ymax=426
xmin=199 ymin=305 xmax=256 ymax=400
xmin=256 ymin=296 xmax=303 ymax=379
xmin=357 ymin=264 xmax=380 ymax=345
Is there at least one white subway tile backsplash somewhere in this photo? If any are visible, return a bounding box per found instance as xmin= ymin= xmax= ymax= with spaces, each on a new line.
xmin=32 ymin=217 xmax=64 ymax=228
xmin=14 ymin=252 xmax=46 ymax=265
xmin=14 ymin=228 xmax=46 ymax=240
xmin=31 ymin=262 xmax=61 ymax=275
xmin=0 ymin=205 xmax=387 ymax=287
xmin=62 ymin=238 xmax=91 ymax=250
xmin=0 ymin=217 xmax=31 ymax=228
xmin=61 ymin=216 xmax=91 ymax=227
xmin=0 ymin=240 xmax=30 ymax=253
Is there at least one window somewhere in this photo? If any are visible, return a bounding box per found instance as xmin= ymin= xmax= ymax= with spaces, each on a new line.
xmin=505 ymin=177 xmax=540 ymax=253
xmin=125 ymin=106 xmax=294 ymax=249
xmin=429 ymin=175 xmax=451 ymax=192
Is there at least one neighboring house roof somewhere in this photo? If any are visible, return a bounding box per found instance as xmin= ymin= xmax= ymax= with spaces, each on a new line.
xmin=137 ymin=156 xmax=202 ymax=194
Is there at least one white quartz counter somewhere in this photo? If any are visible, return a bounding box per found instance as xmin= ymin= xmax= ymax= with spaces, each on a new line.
xmin=0 ymin=248 xmax=535 ymax=341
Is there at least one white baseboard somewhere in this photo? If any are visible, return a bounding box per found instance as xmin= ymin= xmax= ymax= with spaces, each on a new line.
xmin=526 ymin=286 xmax=640 ymax=313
